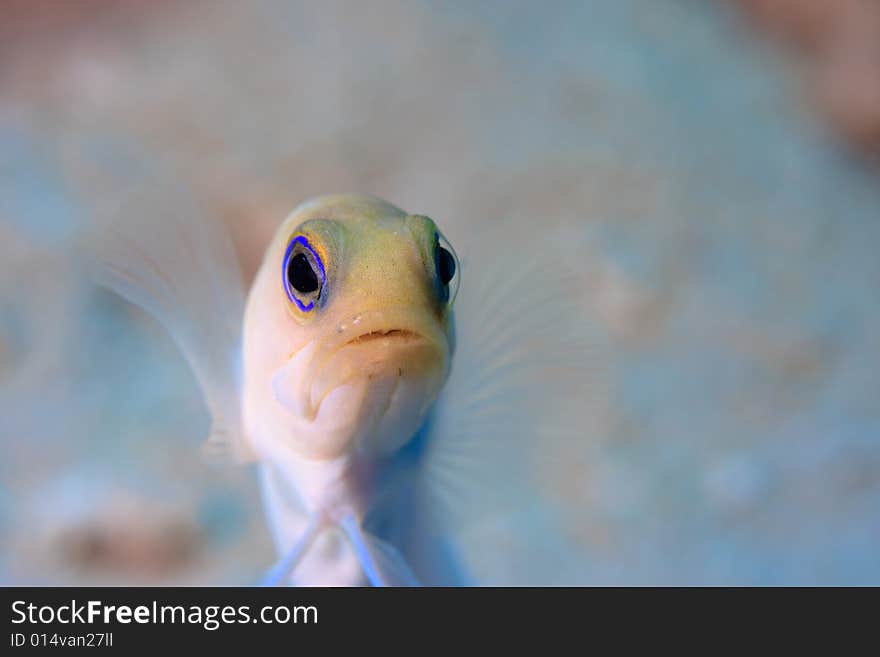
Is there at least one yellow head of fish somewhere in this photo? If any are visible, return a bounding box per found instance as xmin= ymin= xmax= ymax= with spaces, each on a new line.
xmin=242 ymin=194 xmax=458 ymax=463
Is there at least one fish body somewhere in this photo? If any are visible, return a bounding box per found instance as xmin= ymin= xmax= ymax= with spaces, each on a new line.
xmin=243 ymin=195 xmax=457 ymax=585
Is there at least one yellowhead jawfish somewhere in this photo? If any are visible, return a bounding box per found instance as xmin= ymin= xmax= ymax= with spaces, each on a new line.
xmin=88 ymin=174 xmax=595 ymax=586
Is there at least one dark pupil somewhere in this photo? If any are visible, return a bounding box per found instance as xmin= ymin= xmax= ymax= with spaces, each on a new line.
xmin=437 ymin=246 xmax=456 ymax=285
xmin=288 ymin=253 xmax=319 ymax=293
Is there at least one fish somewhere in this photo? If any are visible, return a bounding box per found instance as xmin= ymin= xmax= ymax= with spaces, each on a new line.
xmin=80 ymin=151 xmax=598 ymax=586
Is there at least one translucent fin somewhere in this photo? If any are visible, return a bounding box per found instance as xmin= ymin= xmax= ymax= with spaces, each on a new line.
xmin=338 ymin=512 xmax=420 ymax=586
xmin=67 ymin=140 xmax=253 ymax=463
xmin=416 ymin=227 xmax=607 ymax=534
xmin=260 ymin=513 xmax=325 ymax=586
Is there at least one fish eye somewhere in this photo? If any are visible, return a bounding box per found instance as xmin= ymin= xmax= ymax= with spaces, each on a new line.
xmin=437 ymin=246 xmax=456 ymax=285
xmin=283 ymin=235 xmax=325 ymax=312
xmin=434 ymin=232 xmax=460 ymax=305
xmin=289 ymin=253 xmax=319 ymax=293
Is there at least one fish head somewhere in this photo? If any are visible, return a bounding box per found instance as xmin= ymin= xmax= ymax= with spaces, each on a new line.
xmin=243 ymin=194 xmax=458 ymax=462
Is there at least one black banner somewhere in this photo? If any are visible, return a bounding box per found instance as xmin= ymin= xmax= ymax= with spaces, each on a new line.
xmin=0 ymin=586 xmax=858 ymax=651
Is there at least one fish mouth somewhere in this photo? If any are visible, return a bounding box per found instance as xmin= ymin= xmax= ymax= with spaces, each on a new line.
xmin=345 ymin=328 xmax=423 ymax=346
xmin=307 ymin=313 xmax=447 ymax=418
xmin=270 ymin=309 xmax=450 ymax=442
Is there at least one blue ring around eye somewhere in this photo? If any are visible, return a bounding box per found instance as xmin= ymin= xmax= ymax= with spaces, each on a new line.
xmin=283 ymin=235 xmax=325 ymax=312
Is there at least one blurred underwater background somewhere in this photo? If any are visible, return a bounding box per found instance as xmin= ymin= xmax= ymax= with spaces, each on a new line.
xmin=1 ymin=0 xmax=879 ymax=585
